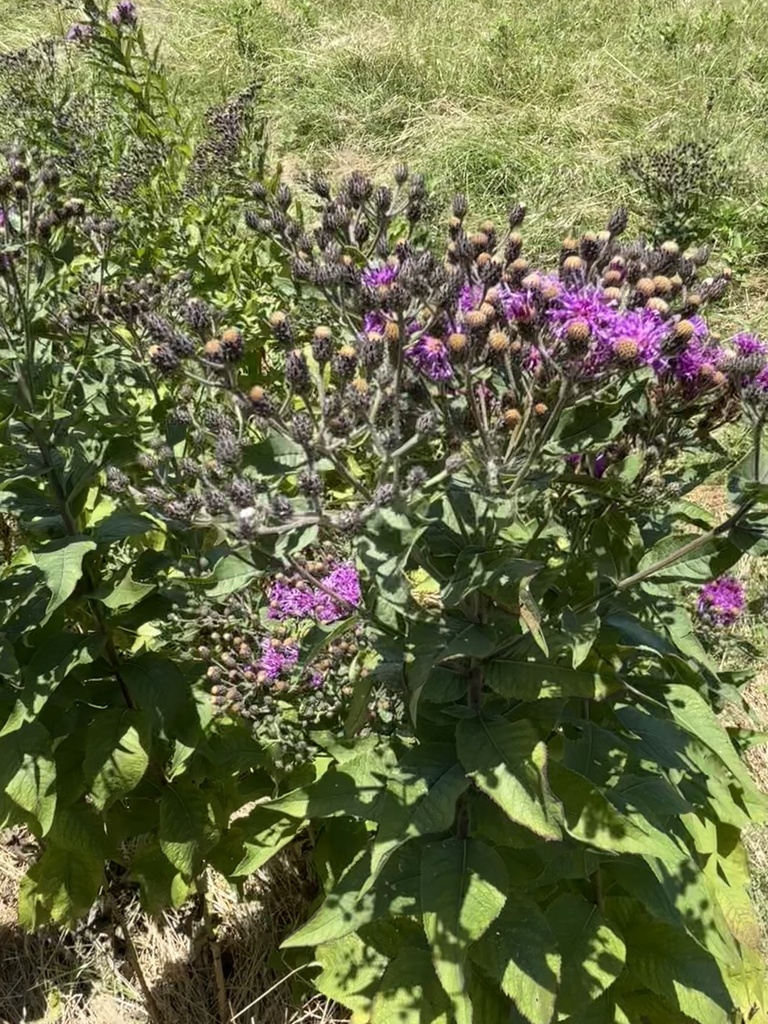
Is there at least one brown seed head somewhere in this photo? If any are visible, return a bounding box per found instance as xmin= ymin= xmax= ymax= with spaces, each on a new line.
xmin=489 ymin=330 xmax=509 ymax=353
xmin=613 ymin=338 xmax=639 ymax=362
xmin=661 ymin=240 xmax=680 ymax=256
xmin=562 ymin=236 xmax=579 ymax=252
xmin=652 ymin=275 xmax=672 ymax=296
xmin=566 ymin=319 xmax=591 ymax=344
xmin=503 ymin=408 xmax=522 ymax=430
xmin=465 ymin=309 xmax=488 ymax=330
xmin=480 ymin=302 xmax=496 ymax=320
xmin=634 ymin=277 xmax=656 ymax=298
xmin=471 ymin=231 xmax=490 ymax=248
xmin=510 ymin=257 xmax=529 ymax=274
xmin=563 ymin=255 xmax=585 ymax=273
xmin=314 ymin=325 xmax=332 ymax=340
xmin=673 ymin=319 xmax=695 ymax=342
xmin=534 ymin=402 xmax=548 ymax=416
xmin=204 ymin=338 xmax=223 ymax=359
xmin=603 ymin=287 xmax=622 ymax=303
xmin=448 ymin=332 xmax=468 ymax=355
xmin=476 ymin=251 xmax=492 ymax=267
xmin=384 ymin=321 xmax=400 ymax=343
xmin=646 ymin=297 xmax=669 ymax=316
xmin=602 ymin=269 xmax=623 ymax=287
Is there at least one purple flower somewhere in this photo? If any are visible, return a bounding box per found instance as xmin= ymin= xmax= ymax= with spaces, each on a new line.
xmin=499 ymin=285 xmax=537 ymax=324
xmin=606 ymin=307 xmax=670 ymax=371
xmin=458 ymin=283 xmax=483 ymax=313
xmin=593 ymin=452 xmax=609 ymax=478
xmin=66 ymin=22 xmax=95 ymax=42
xmin=732 ymin=332 xmax=767 ymax=357
xmin=267 ymin=581 xmax=316 ymax=620
xmin=697 ymin=576 xmax=746 ymax=627
xmin=258 ymin=638 xmax=299 ymax=680
xmin=109 ymin=0 xmax=137 ymax=24
xmin=753 ymin=366 xmax=768 ymax=392
xmin=406 ymin=335 xmax=453 ymax=381
xmin=546 ymin=286 xmax=616 ymax=342
xmin=316 ymin=562 xmax=362 ymax=623
xmin=361 ymin=262 xmax=399 ymax=289
xmin=674 ymin=339 xmax=724 ymax=382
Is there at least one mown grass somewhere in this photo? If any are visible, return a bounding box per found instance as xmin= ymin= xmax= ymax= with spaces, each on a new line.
xmin=7 ymin=0 xmax=768 ymax=324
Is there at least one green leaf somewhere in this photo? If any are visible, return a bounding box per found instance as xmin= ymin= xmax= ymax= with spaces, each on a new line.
xmin=546 ymin=893 xmax=626 ymax=1015
xmin=92 ymin=510 xmax=155 ymax=544
xmin=367 ymin=745 xmax=469 ymax=888
xmin=129 ymin=840 xmax=192 ymax=914
xmin=562 ymin=608 xmax=600 ymax=669
xmin=267 ymin=742 xmax=397 ymax=820
xmin=0 ymin=721 xmax=57 ymax=835
xmin=614 ymin=906 xmax=732 ymax=1024
xmin=486 ymin=657 xmax=617 ymax=701
xmin=371 ymin=948 xmax=451 ymax=1024
xmin=315 ymin=932 xmax=390 ymax=1016
xmin=230 ymin=805 xmax=304 ymax=876
xmin=18 ymin=844 xmax=102 ymax=928
xmin=83 ymin=709 xmax=150 ymax=811
xmin=457 ymin=717 xmax=562 ymax=840
xmin=206 ymin=551 xmax=259 ymax=598
xmin=101 ymin=568 xmax=155 ymax=609
xmin=283 ymin=844 xmax=420 ymax=948
xmin=159 ymin=780 xmax=221 ymax=880
xmin=548 ymin=762 xmax=680 ymax=860
xmin=120 ymin=654 xmax=203 ymax=745
xmin=422 ymin=837 xmax=508 ymax=1024
xmin=32 ymin=537 xmax=97 ymax=619
xmin=48 ymin=803 xmax=109 ymax=860
xmin=519 ymin=577 xmax=549 ymax=656
xmin=470 ymin=893 xmax=560 ymax=1024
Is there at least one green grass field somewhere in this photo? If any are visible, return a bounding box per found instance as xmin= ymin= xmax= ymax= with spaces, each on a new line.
xmin=6 ymin=0 xmax=768 ymax=321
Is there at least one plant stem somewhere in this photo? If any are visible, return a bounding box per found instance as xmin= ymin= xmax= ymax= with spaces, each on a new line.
xmin=108 ymin=894 xmax=163 ymax=1024
xmin=199 ymin=880 xmax=230 ymax=1024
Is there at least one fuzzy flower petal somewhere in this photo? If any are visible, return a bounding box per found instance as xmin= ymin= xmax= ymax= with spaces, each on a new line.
xmin=315 ymin=562 xmax=362 ymax=623
xmin=697 ymin=576 xmax=746 ymax=627
xmin=259 ymin=638 xmax=299 ymax=679
xmin=406 ymin=336 xmax=453 ymax=381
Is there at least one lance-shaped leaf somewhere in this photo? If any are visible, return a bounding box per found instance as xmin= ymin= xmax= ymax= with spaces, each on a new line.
xmin=457 ymin=716 xmax=562 ymax=840
xmin=371 ymin=948 xmax=452 ymax=1024
xmin=284 ymin=844 xmax=420 ymax=948
xmin=159 ymin=780 xmax=221 ymax=880
xmin=0 ymin=720 xmax=57 ymax=835
xmin=546 ymin=893 xmax=626 ymax=1015
xmin=33 ymin=537 xmax=96 ymax=618
xmin=470 ymin=892 xmax=561 ymax=1024
xmin=267 ymin=742 xmax=397 ymax=820
xmin=366 ymin=744 xmax=469 ymax=888
xmin=83 ymin=708 xmax=151 ymax=811
xmin=422 ymin=837 xmax=508 ymax=1024
xmin=18 ymin=843 xmax=103 ymax=929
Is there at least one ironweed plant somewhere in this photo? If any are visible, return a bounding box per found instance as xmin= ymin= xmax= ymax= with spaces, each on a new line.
xmin=107 ymin=174 xmax=768 ymax=1021
xmin=621 ymin=140 xmax=735 ymax=248
xmin=4 ymin=8 xmax=768 ymax=1024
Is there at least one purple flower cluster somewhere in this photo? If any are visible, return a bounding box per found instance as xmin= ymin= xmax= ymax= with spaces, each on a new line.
xmin=406 ymin=336 xmax=453 ymax=381
xmin=109 ymin=0 xmax=138 ymax=25
xmin=66 ymin=22 xmax=95 ymax=42
xmin=315 ymin=562 xmax=363 ymax=623
xmin=258 ymin=638 xmax=299 ymax=680
xmin=267 ymin=562 xmax=362 ymax=623
xmin=697 ymin=576 xmax=746 ymax=627
xmin=361 ymin=262 xmax=399 ymax=289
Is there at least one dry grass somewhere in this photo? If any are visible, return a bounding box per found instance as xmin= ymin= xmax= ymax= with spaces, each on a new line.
xmin=0 ymin=837 xmax=342 ymax=1024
